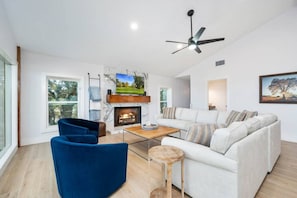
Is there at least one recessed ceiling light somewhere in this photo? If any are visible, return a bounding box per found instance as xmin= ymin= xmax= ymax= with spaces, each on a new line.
xmin=130 ymin=22 xmax=138 ymax=31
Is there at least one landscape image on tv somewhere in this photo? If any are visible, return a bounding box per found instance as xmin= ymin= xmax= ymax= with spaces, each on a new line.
xmin=116 ymin=73 xmax=145 ymax=95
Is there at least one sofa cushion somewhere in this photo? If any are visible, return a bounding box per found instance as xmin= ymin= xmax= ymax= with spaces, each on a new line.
xmin=210 ymin=121 xmax=248 ymax=154
xmin=242 ymin=110 xmax=258 ymax=120
xmin=196 ymin=110 xmax=219 ymax=124
xmin=162 ymin=107 xmax=176 ymax=119
xmin=185 ymin=123 xmax=218 ymax=146
xmin=225 ymin=110 xmax=246 ymax=126
xmin=254 ymin=114 xmax=277 ymax=127
xmin=157 ymin=118 xmax=194 ymax=131
xmin=179 ymin=108 xmax=198 ymax=122
xmin=217 ymin=111 xmax=230 ymax=125
xmin=174 ymin=108 xmax=183 ymax=120
xmin=244 ymin=117 xmax=261 ymax=134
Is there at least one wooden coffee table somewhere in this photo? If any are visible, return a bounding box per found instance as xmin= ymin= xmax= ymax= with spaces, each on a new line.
xmin=123 ymin=125 xmax=180 ymax=159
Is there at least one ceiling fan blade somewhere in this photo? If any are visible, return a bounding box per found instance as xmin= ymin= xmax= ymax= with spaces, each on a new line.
xmin=197 ymin=38 xmax=225 ymax=45
xmin=193 ymin=27 xmax=206 ymax=42
xmin=171 ymin=45 xmax=189 ymax=54
xmin=195 ymin=46 xmax=202 ymax=53
xmin=166 ymin=40 xmax=188 ymax=44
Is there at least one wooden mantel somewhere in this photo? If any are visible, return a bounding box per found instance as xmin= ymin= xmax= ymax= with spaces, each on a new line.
xmin=106 ymin=95 xmax=151 ymax=103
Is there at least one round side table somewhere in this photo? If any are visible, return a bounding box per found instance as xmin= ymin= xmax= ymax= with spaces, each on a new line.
xmin=149 ymin=145 xmax=185 ymax=198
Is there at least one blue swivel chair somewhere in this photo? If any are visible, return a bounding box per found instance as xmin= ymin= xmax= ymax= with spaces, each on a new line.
xmin=51 ymin=135 xmax=128 ymax=198
xmin=58 ymin=118 xmax=105 ymax=141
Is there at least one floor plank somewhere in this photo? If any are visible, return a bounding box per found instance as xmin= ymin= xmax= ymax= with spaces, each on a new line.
xmin=0 ymin=134 xmax=296 ymax=198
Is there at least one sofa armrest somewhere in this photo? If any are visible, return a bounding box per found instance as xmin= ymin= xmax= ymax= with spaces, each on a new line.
xmin=161 ymin=137 xmax=237 ymax=172
xmin=58 ymin=122 xmax=89 ymax=135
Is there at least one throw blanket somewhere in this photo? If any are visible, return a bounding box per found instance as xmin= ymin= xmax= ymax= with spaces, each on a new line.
xmin=89 ymin=87 xmax=101 ymax=101
xmin=185 ymin=123 xmax=225 ymax=147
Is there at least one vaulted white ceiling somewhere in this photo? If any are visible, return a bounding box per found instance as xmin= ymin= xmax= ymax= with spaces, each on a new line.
xmin=2 ymin=0 xmax=297 ymax=76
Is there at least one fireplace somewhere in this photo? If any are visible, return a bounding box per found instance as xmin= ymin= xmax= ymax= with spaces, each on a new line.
xmin=114 ymin=106 xmax=141 ymax=127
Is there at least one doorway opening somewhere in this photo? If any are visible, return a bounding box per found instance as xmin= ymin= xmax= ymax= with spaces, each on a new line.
xmin=208 ymin=79 xmax=227 ymax=111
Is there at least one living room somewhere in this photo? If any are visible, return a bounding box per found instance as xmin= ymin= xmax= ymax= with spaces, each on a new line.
xmin=1 ymin=0 xmax=297 ymax=197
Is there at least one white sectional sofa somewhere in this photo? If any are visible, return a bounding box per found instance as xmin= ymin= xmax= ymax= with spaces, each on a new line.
xmin=157 ymin=107 xmax=281 ymax=198
xmin=157 ymin=108 xmax=227 ymax=139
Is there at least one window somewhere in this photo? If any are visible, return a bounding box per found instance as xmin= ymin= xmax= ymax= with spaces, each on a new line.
xmin=0 ymin=56 xmax=12 ymax=157
xmin=47 ymin=77 xmax=79 ymax=126
xmin=160 ymin=87 xmax=172 ymax=113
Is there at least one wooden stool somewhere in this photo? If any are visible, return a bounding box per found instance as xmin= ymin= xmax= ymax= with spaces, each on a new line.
xmin=149 ymin=145 xmax=185 ymax=198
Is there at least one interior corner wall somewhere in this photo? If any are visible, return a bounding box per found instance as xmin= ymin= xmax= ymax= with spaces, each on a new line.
xmin=186 ymin=6 xmax=297 ymax=143
xmin=147 ymin=74 xmax=190 ymax=123
xmin=20 ymin=50 xmax=104 ymax=145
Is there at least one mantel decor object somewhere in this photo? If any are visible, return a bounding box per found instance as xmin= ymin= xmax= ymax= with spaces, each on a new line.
xmin=259 ymin=71 xmax=297 ymax=104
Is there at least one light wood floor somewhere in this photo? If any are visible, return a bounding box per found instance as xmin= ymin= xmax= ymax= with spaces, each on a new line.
xmin=0 ymin=134 xmax=296 ymax=198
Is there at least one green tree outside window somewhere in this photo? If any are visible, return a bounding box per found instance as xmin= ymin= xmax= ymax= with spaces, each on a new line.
xmin=48 ymin=78 xmax=79 ymax=126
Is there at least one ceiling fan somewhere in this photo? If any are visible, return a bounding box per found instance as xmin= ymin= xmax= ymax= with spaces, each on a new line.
xmin=166 ymin=9 xmax=225 ymax=54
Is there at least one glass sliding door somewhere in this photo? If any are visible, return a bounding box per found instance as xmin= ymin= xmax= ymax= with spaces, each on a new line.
xmin=0 ymin=56 xmax=12 ymax=158
xmin=0 ymin=59 xmax=5 ymax=152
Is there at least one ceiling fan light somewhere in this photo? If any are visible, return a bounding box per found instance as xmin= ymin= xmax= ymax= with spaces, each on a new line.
xmin=188 ymin=43 xmax=196 ymax=50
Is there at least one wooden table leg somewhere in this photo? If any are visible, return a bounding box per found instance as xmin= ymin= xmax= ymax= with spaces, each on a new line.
xmin=167 ymin=164 xmax=172 ymax=198
xmin=162 ymin=163 xmax=165 ymax=187
xmin=181 ymin=159 xmax=184 ymax=198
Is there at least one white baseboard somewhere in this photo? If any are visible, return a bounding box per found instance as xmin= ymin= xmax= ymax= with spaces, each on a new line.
xmin=21 ymin=132 xmax=59 ymax=146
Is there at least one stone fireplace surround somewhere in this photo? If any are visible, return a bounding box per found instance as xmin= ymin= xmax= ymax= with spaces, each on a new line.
xmin=103 ymin=103 xmax=149 ymax=134
xmin=102 ymin=67 xmax=150 ymax=133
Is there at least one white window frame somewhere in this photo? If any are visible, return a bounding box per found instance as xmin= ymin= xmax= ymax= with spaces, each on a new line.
xmin=159 ymin=87 xmax=172 ymax=113
xmin=45 ymin=74 xmax=83 ymax=131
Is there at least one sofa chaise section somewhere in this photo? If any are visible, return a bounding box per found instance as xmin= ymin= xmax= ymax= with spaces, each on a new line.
xmin=162 ymin=125 xmax=268 ymax=198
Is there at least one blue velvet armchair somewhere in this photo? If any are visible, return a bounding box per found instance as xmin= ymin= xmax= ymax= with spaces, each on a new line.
xmin=58 ymin=118 xmax=106 ymax=140
xmin=51 ymin=135 xmax=128 ymax=198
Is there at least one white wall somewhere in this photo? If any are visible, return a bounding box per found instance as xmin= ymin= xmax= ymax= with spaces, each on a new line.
xmin=0 ymin=2 xmax=18 ymax=176
xmin=21 ymin=50 xmax=104 ymax=145
xmin=181 ymin=6 xmax=297 ymax=142
xmin=21 ymin=50 xmax=190 ymax=145
xmin=0 ymin=2 xmax=16 ymax=61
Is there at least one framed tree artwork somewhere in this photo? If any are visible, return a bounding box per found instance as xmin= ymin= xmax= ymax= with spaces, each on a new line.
xmin=259 ymin=71 xmax=297 ymax=104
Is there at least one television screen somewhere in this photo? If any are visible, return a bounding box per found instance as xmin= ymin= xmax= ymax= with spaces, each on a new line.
xmin=116 ymin=73 xmax=145 ymax=95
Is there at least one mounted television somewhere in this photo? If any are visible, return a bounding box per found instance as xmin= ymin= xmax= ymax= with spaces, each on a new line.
xmin=116 ymin=73 xmax=145 ymax=95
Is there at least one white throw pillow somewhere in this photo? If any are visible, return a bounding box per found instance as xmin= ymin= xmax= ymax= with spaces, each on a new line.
xmin=216 ymin=111 xmax=230 ymax=125
xmin=244 ymin=117 xmax=261 ymax=134
xmin=175 ymin=108 xmax=183 ymax=120
xmin=180 ymin=108 xmax=198 ymax=122
xmin=196 ymin=110 xmax=219 ymax=124
xmin=210 ymin=122 xmax=248 ymax=154
xmin=254 ymin=114 xmax=277 ymax=127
